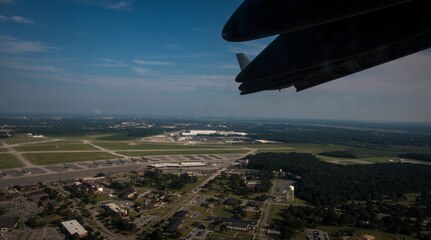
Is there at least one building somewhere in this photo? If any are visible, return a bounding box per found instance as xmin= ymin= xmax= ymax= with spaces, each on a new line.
xmin=286 ymin=185 xmax=295 ymax=202
xmin=116 ymin=187 xmax=137 ymax=199
xmin=219 ymin=218 xmax=256 ymax=232
xmin=305 ymin=229 xmax=329 ymax=240
xmin=0 ymin=129 xmax=12 ymax=138
xmin=27 ymin=190 xmax=49 ymax=202
xmin=61 ymin=220 xmax=87 ymax=238
xmin=104 ymin=203 xmax=128 ymax=217
xmin=80 ymin=181 xmax=103 ymax=194
xmin=224 ymin=198 xmax=242 ymax=206
xmin=149 ymin=161 xmax=206 ymax=168
xmin=0 ymin=216 xmax=17 ymax=232
xmin=165 ymin=210 xmax=189 ymax=233
xmin=181 ymin=130 xmax=247 ymax=136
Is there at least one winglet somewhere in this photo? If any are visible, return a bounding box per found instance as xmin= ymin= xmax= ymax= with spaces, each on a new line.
xmin=236 ymin=53 xmax=250 ymax=71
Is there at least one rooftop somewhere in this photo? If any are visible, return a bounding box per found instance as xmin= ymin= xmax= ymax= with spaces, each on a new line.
xmin=61 ymin=220 xmax=87 ymax=236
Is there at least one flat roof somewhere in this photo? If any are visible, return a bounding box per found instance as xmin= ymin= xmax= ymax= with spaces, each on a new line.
xmin=61 ymin=220 xmax=87 ymax=236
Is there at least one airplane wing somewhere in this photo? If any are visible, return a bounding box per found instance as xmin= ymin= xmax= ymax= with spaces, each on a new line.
xmin=224 ymin=0 xmax=431 ymax=95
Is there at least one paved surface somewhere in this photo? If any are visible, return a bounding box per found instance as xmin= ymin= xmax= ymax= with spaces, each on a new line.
xmin=255 ymin=179 xmax=277 ymax=240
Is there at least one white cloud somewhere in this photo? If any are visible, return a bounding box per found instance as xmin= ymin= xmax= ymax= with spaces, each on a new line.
xmin=133 ymin=59 xmax=174 ymax=66
xmin=0 ymin=36 xmax=55 ymax=53
xmin=0 ymin=15 xmax=34 ymax=24
xmin=221 ymin=64 xmax=238 ymax=69
xmin=10 ymin=16 xmax=34 ymax=24
xmin=77 ymin=0 xmax=134 ymax=11
xmin=0 ymin=62 xmax=63 ymax=73
xmin=108 ymin=1 xmax=130 ymax=10
xmin=94 ymin=58 xmax=129 ymax=68
xmin=132 ymin=67 xmax=151 ymax=75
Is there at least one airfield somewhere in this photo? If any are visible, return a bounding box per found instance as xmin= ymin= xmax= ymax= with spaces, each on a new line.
xmin=0 ymin=134 xmax=429 ymax=187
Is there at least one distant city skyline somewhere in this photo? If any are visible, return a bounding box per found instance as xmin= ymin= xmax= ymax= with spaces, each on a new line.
xmin=1 ymin=0 xmax=431 ymax=122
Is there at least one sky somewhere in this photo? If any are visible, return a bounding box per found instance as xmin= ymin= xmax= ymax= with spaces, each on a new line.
xmin=1 ymin=0 xmax=431 ymax=122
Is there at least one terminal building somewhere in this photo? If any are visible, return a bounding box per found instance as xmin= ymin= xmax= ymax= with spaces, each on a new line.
xmin=149 ymin=161 xmax=206 ymax=168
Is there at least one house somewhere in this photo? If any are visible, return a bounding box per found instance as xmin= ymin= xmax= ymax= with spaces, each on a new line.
xmin=165 ymin=194 xmax=179 ymax=203
xmin=27 ymin=190 xmax=49 ymax=202
xmin=0 ymin=216 xmax=17 ymax=232
xmin=116 ymin=187 xmax=137 ymax=199
xmin=80 ymin=181 xmax=103 ymax=194
xmin=44 ymin=200 xmax=60 ymax=211
xmin=224 ymin=198 xmax=242 ymax=206
xmin=61 ymin=220 xmax=87 ymax=238
xmin=247 ymin=200 xmax=261 ymax=208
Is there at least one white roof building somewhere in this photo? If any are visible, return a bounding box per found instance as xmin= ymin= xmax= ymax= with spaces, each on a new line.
xmin=61 ymin=220 xmax=87 ymax=238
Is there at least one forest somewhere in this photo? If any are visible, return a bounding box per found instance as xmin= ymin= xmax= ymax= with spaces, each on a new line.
xmin=248 ymin=152 xmax=431 ymax=205
xmin=277 ymin=194 xmax=431 ymax=239
xmin=398 ymin=153 xmax=431 ymax=163
xmin=319 ymin=150 xmax=357 ymax=158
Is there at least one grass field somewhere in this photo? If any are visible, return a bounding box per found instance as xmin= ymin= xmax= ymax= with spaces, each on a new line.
xmin=0 ymin=147 xmax=8 ymax=152
xmin=23 ymin=152 xmax=118 ymax=165
xmin=117 ymin=149 xmax=249 ymax=157
xmin=14 ymin=143 xmax=98 ymax=152
xmin=0 ymin=135 xmax=52 ymax=144
xmin=94 ymin=142 xmax=235 ymax=150
xmin=0 ymin=154 xmax=23 ymax=169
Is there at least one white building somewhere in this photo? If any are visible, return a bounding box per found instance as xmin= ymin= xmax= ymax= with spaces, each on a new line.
xmin=181 ymin=130 xmax=247 ymax=136
xmin=61 ymin=220 xmax=87 ymax=238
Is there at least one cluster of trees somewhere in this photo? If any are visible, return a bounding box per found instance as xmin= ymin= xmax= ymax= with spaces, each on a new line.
xmin=248 ymin=152 xmax=431 ymax=205
xmin=206 ymin=170 xmax=272 ymax=196
xmin=397 ymin=153 xmax=431 ymax=163
xmin=319 ymin=151 xmax=357 ymax=158
xmin=277 ymin=194 xmax=431 ymax=239
xmin=63 ymin=185 xmax=97 ymax=204
xmin=132 ymin=169 xmax=197 ymax=190
xmin=245 ymin=123 xmax=431 ymax=146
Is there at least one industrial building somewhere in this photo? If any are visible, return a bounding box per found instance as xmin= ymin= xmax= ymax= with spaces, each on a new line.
xmin=104 ymin=203 xmax=128 ymax=217
xmin=60 ymin=220 xmax=87 ymax=239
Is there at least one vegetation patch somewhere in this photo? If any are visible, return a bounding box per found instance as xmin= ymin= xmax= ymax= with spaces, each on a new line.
xmin=0 ymin=154 xmax=23 ymax=169
xmin=23 ymin=152 xmax=117 ymax=165
xmin=397 ymin=153 xmax=431 ymax=162
xmin=118 ymin=149 xmax=248 ymax=156
xmin=319 ymin=150 xmax=357 ymax=158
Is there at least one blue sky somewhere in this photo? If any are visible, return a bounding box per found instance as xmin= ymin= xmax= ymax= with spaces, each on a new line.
xmin=1 ymin=0 xmax=431 ymax=122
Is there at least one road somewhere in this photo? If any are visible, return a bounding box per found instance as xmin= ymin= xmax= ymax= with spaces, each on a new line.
xmin=255 ymin=179 xmax=277 ymax=240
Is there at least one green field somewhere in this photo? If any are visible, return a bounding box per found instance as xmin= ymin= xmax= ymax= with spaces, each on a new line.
xmin=23 ymin=152 xmax=117 ymax=165
xmin=94 ymin=141 xmax=235 ymax=150
xmin=14 ymin=143 xmax=98 ymax=152
xmin=0 ymin=135 xmax=52 ymax=144
xmin=0 ymin=147 xmax=8 ymax=152
xmin=118 ymin=149 xmax=249 ymax=157
xmin=0 ymin=154 xmax=23 ymax=169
